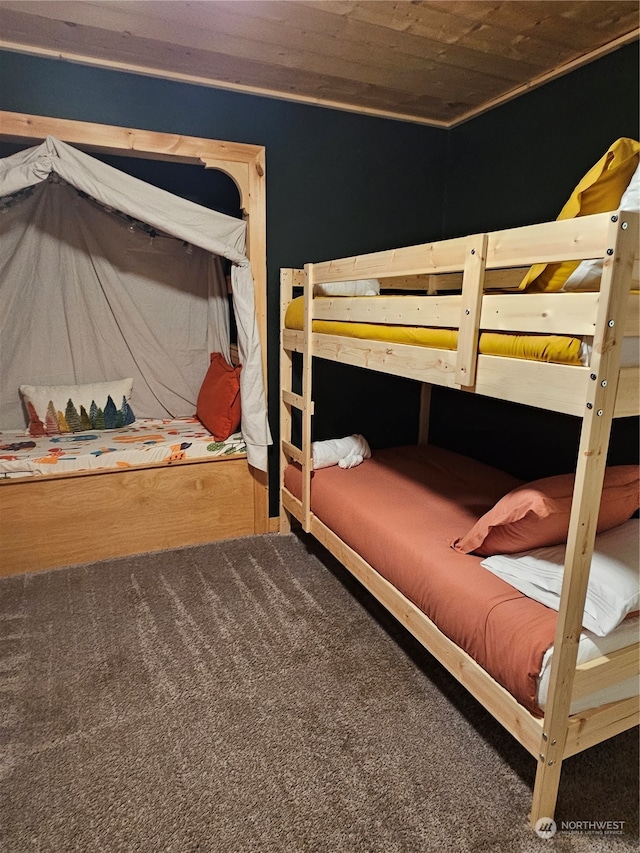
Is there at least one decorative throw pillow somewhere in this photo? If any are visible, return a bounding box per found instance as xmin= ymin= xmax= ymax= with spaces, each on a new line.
xmin=452 ymin=466 xmax=639 ymax=557
xmin=196 ymin=353 xmax=241 ymax=441
xmin=20 ymin=378 xmax=135 ymax=437
xmin=519 ymin=137 xmax=640 ymax=292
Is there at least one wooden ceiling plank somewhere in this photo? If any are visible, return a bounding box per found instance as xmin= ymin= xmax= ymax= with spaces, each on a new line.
xmin=458 ymin=0 xmax=638 ymax=51
xmin=0 ymin=7 xmax=536 ymax=105
xmin=318 ymin=0 xmax=615 ymax=80
xmin=0 ymin=11 xmax=478 ymax=121
xmin=106 ymin=0 xmax=542 ymax=86
xmin=3 ymin=0 xmax=634 ymax=92
xmin=0 ymin=0 xmax=636 ymax=127
xmin=0 ymin=38 xmax=461 ymax=125
xmin=234 ymin=0 xmax=547 ymax=83
xmin=0 ymin=0 xmax=529 ymax=88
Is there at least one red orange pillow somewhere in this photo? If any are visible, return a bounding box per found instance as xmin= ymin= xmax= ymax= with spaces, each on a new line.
xmin=196 ymin=353 xmax=241 ymax=441
xmin=453 ymin=466 xmax=639 ymax=557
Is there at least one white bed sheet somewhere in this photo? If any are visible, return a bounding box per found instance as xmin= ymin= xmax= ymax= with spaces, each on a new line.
xmin=537 ymin=614 xmax=639 ymax=714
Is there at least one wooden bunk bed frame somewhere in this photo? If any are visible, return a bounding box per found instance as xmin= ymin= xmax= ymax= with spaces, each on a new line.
xmin=0 ymin=110 xmax=270 ymax=577
xmin=279 ymin=210 xmax=639 ymax=828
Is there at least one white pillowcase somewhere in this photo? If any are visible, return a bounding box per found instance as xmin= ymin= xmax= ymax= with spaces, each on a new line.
xmin=314 ymin=279 xmax=380 ymax=296
xmin=562 ymin=162 xmax=640 ymax=291
xmin=481 ymin=519 xmax=639 ymax=636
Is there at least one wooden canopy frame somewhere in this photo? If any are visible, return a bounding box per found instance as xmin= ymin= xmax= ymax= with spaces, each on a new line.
xmin=0 ymin=110 xmax=271 ymax=574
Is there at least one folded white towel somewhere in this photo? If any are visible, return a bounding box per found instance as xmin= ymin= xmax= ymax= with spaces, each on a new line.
xmin=312 ymin=434 xmax=371 ymax=470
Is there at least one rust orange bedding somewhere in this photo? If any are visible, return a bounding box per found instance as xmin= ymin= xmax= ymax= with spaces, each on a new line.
xmin=284 ymin=445 xmax=560 ymax=716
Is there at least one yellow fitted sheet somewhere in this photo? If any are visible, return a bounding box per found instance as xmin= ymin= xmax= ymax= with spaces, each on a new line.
xmin=284 ymin=297 xmax=585 ymax=365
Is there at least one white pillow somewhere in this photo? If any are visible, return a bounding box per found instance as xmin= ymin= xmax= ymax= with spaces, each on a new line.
xmin=314 ymin=279 xmax=380 ymax=296
xmin=480 ymin=519 xmax=639 ymax=636
xmin=562 ymin=162 xmax=640 ymax=291
xmin=20 ymin=378 xmax=135 ymax=436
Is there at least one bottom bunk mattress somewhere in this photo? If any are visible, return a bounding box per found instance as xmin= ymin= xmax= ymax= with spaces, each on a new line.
xmin=284 ymin=445 xmax=639 ymax=717
xmin=0 ymin=417 xmax=247 ymax=478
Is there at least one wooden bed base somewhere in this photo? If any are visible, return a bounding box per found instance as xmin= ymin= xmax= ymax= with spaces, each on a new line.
xmin=279 ymin=210 xmax=640 ymax=828
xmin=0 ymin=455 xmax=265 ymax=577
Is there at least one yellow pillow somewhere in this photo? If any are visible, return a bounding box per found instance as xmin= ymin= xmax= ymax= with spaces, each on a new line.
xmin=520 ymin=137 xmax=640 ymax=292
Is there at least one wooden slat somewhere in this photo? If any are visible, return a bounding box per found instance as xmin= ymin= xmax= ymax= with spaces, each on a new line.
xmin=420 ymin=267 xmax=528 ymax=292
xmin=311 ymin=235 xmax=470 ymax=281
xmin=309 ymin=214 xmax=613 ymax=284
xmin=572 ymin=644 xmax=640 ymax=703
xmin=302 ymin=331 xmax=591 ymax=415
xmin=563 ymin=696 xmax=640 ymax=758
xmin=282 ymin=440 xmax=303 ymax=465
xmin=313 ymin=291 xmax=605 ymax=335
xmin=282 ymin=389 xmax=312 ymax=412
xmin=0 ymin=109 xmax=263 ymax=164
xmin=615 ymin=367 xmax=640 ymax=418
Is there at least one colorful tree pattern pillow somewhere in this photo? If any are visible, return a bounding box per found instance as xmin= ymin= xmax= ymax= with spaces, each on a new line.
xmin=19 ymin=379 xmax=136 ymax=436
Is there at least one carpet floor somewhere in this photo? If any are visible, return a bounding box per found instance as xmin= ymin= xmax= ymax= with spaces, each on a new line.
xmin=0 ymin=532 xmax=637 ymax=853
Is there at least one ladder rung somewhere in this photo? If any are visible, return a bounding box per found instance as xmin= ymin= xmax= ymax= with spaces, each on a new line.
xmin=282 ymin=389 xmax=314 ymax=413
xmin=282 ymin=440 xmax=303 ymax=464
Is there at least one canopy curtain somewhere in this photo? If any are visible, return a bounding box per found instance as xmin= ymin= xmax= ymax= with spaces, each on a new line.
xmin=0 ymin=137 xmax=271 ymax=470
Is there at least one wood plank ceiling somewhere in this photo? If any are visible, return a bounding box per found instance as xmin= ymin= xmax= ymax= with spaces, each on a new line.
xmin=0 ymin=1 xmax=638 ymax=126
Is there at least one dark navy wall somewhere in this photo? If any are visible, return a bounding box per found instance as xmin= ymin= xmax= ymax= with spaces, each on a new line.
xmin=1 ymin=44 xmax=638 ymax=509
xmin=443 ymin=41 xmax=639 ymax=238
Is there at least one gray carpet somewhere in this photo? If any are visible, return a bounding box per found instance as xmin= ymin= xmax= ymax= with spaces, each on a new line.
xmin=0 ymin=533 xmax=637 ymax=853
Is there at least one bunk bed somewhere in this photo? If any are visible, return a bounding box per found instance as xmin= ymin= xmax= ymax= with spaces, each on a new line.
xmin=0 ymin=112 xmax=272 ymax=576
xmin=279 ymin=206 xmax=639 ymax=828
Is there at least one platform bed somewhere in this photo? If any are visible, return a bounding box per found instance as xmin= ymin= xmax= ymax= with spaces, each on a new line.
xmin=0 ymin=112 xmax=271 ymax=576
xmin=279 ymin=209 xmax=639 ymax=828
xmin=0 ymin=418 xmax=263 ymax=576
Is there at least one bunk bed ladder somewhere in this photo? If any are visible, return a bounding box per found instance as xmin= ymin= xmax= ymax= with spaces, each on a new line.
xmin=280 ymin=267 xmax=315 ymax=533
xmin=529 ymin=210 xmax=639 ymax=827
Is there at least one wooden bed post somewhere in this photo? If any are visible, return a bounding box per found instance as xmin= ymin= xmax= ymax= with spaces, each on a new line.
xmin=280 ymin=268 xmax=295 ymax=534
xmin=417 ymin=384 xmax=432 ymax=444
xmin=301 ymin=264 xmax=315 ymax=532
xmin=203 ymin=147 xmax=269 ymax=533
xmin=529 ymin=211 xmax=639 ymax=827
xmin=279 ymin=268 xmax=315 ymax=533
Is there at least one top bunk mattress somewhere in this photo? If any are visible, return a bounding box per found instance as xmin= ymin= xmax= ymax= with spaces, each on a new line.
xmin=0 ymin=417 xmax=247 ymax=479
xmin=285 ymin=296 xmax=640 ymax=367
xmin=284 ymin=445 xmax=638 ymax=717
